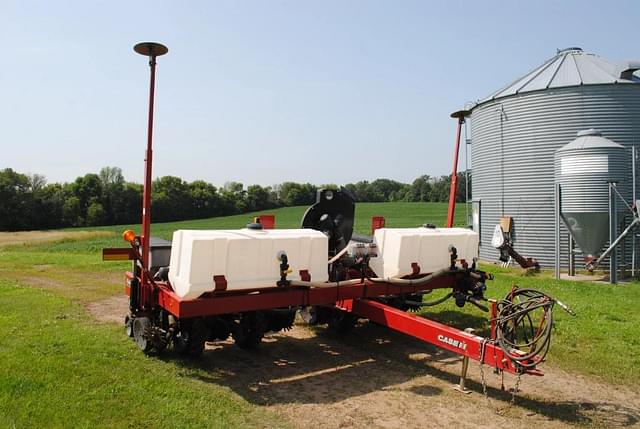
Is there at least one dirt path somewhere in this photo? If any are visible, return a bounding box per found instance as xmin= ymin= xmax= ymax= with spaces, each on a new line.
xmin=87 ymin=297 xmax=640 ymax=429
xmin=0 ymin=230 xmax=113 ymax=247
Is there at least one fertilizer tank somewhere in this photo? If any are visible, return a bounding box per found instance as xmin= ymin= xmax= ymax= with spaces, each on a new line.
xmin=554 ymin=129 xmax=628 ymax=260
xmin=168 ymin=228 xmax=329 ymax=299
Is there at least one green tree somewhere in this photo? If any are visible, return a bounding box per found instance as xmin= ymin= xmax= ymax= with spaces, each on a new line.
xmin=28 ymin=174 xmax=47 ymax=193
xmin=246 ymin=185 xmax=274 ymax=212
xmin=116 ymin=183 xmax=142 ymax=224
xmin=431 ymin=175 xmax=451 ymax=202
xmin=99 ymin=166 xmax=125 ymax=187
xmin=369 ymin=178 xmax=406 ymax=201
xmin=32 ymin=183 xmax=65 ymax=229
xmin=0 ymin=168 xmax=33 ymax=230
xmin=344 ymin=181 xmax=375 ymax=202
xmin=152 ymin=176 xmax=191 ymax=222
xmin=405 ymin=175 xmax=432 ymax=202
xmin=189 ymin=180 xmax=219 ymax=218
xmin=71 ymin=174 xmax=103 ymax=216
xmin=62 ymin=196 xmax=83 ymax=226
xmin=98 ymin=167 xmax=126 ymax=224
xmin=279 ymin=182 xmax=316 ymax=206
xmin=86 ymin=201 xmax=106 ymax=226
xmin=220 ymin=182 xmax=247 ymax=213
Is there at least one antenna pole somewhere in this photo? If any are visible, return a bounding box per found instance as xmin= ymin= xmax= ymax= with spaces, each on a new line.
xmin=134 ymin=42 xmax=169 ymax=284
xmin=447 ymin=110 xmax=471 ymax=227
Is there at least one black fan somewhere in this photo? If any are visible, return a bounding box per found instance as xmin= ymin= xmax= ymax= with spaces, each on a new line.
xmin=301 ymin=188 xmax=355 ymax=255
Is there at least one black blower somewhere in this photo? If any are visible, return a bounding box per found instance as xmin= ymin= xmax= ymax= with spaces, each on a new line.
xmin=301 ymin=188 xmax=355 ymax=256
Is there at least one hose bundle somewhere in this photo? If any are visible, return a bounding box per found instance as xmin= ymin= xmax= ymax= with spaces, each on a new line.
xmin=495 ymin=288 xmax=574 ymax=369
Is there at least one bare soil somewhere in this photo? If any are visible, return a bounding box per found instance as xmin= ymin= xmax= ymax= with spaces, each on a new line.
xmin=0 ymin=230 xmax=113 ymax=247
xmin=87 ymin=297 xmax=640 ymax=429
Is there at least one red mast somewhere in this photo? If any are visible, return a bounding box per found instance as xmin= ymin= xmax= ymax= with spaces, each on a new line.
xmin=446 ymin=109 xmax=470 ymax=228
xmin=133 ymin=42 xmax=169 ymax=282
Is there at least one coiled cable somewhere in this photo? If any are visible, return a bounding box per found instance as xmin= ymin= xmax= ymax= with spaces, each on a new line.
xmin=495 ymin=288 xmax=573 ymax=369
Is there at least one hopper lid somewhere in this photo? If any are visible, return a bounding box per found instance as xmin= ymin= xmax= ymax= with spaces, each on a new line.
xmin=556 ymin=129 xmax=624 ymax=152
xmin=576 ymin=128 xmax=602 ymax=137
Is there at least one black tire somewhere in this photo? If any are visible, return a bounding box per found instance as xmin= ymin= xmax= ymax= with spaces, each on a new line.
xmin=153 ymin=336 xmax=168 ymax=354
xmin=132 ymin=317 xmax=154 ymax=353
xmin=327 ymin=310 xmax=356 ymax=334
xmin=125 ymin=315 xmax=134 ymax=337
xmin=174 ymin=319 xmax=208 ymax=356
xmin=233 ymin=312 xmax=265 ymax=350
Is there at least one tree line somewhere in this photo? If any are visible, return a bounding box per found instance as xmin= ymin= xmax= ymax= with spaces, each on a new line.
xmin=0 ymin=167 xmax=470 ymax=231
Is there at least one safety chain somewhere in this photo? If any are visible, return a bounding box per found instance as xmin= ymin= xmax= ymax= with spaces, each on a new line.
xmin=478 ymin=339 xmax=523 ymax=415
xmin=510 ymin=372 xmax=522 ymax=406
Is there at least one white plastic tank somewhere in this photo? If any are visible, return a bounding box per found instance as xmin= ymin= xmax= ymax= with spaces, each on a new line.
xmin=369 ymin=227 xmax=479 ymax=278
xmin=169 ymin=229 xmax=329 ymax=299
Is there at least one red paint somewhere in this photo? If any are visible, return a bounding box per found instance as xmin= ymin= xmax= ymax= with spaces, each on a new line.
xmin=151 ymin=273 xmax=463 ymax=318
xmin=446 ymin=117 xmax=464 ymax=227
xmin=490 ymin=299 xmax=498 ymax=341
xmin=258 ymin=215 xmax=275 ymax=229
xmin=121 ymin=265 xmax=543 ymax=375
xmin=299 ymin=270 xmax=311 ymax=282
xmin=102 ymin=247 xmax=136 ymax=261
xmin=141 ymin=55 xmax=158 ymax=292
xmin=371 ymin=216 xmax=386 ymax=235
xmin=349 ymin=299 xmax=541 ymax=375
xmin=213 ymin=275 xmax=228 ymax=292
xmin=410 ymin=262 xmax=421 ymax=276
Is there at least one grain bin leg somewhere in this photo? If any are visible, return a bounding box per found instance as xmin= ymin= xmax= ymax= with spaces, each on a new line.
xmin=555 ymin=184 xmax=562 ymax=279
xmin=609 ymin=182 xmax=618 ymax=284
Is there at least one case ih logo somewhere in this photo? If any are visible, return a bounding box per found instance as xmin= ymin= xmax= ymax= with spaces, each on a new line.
xmin=437 ymin=334 xmax=467 ymax=351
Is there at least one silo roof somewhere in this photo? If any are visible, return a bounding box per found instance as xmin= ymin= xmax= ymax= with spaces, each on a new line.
xmin=473 ymin=48 xmax=640 ymax=107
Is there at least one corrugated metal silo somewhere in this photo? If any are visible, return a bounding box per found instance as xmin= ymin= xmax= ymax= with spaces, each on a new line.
xmin=468 ymin=48 xmax=640 ymax=267
xmin=554 ymin=129 xmax=628 ymax=260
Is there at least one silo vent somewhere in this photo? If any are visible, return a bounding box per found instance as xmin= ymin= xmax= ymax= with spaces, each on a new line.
xmin=557 ymin=47 xmax=583 ymax=54
xmin=620 ymin=61 xmax=640 ymax=80
xmin=577 ymin=129 xmax=602 ymax=137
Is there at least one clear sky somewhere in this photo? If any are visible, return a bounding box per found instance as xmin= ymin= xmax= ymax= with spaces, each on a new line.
xmin=1 ymin=1 xmax=638 ymax=187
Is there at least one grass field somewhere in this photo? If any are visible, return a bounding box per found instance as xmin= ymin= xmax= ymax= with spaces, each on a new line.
xmin=0 ymin=280 xmax=285 ymax=429
xmin=1 ymin=201 xmax=639 ymax=427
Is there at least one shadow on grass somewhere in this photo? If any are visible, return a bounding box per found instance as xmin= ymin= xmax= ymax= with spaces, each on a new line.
xmin=161 ymin=321 xmax=640 ymax=426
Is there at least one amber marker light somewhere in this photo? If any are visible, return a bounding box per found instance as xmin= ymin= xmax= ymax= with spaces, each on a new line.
xmin=122 ymin=230 xmax=137 ymax=243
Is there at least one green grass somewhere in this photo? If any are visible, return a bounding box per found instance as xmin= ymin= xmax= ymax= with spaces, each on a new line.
xmin=422 ymin=265 xmax=640 ymax=386
xmin=32 ymin=201 xmax=461 ymax=252
xmin=0 ymin=202 xmax=461 ymax=427
xmin=0 ymin=279 xmax=285 ymax=429
xmin=0 ymin=202 xmax=462 ymax=302
xmin=1 ymin=201 xmax=639 ymax=427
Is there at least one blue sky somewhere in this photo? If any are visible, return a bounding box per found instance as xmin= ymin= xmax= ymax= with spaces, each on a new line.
xmin=1 ymin=1 xmax=638 ymax=187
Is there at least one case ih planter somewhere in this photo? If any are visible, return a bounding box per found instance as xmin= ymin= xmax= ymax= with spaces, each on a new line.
xmin=103 ymin=42 xmax=572 ymax=393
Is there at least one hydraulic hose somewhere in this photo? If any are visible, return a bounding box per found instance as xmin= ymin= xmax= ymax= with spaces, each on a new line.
xmin=366 ymin=267 xmax=456 ymax=286
xmin=327 ymin=246 xmax=350 ymax=265
xmin=494 ymin=288 xmax=574 ymax=369
xmin=289 ymin=267 xmax=457 ymax=289
xmin=289 ymin=278 xmax=362 ymax=289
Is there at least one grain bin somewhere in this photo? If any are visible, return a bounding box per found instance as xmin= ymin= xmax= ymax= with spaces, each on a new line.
xmin=554 ymin=129 xmax=627 ymax=260
xmin=467 ymin=48 xmax=640 ymax=267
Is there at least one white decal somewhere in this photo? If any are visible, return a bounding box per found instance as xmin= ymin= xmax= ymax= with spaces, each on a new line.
xmin=437 ymin=334 xmax=468 ymax=351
